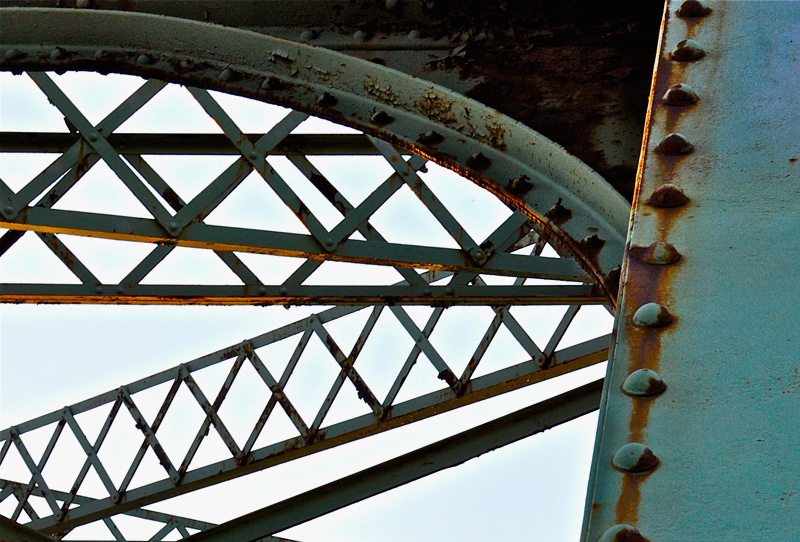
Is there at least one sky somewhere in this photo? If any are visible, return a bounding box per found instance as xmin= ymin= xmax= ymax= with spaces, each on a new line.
xmin=0 ymin=70 xmax=612 ymax=542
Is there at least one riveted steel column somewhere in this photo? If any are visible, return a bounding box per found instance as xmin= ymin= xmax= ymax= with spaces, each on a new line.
xmin=583 ymin=1 xmax=800 ymax=540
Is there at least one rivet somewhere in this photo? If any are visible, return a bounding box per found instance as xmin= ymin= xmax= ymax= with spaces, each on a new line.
xmin=116 ymin=285 xmax=125 ymax=295
xmin=370 ymin=110 xmax=394 ymax=126
xmin=598 ymin=525 xmax=650 ymax=542
xmin=88 ymin=132 xmax=99 ymax=142
xmin=4 ymin=48 xmax=23 ymax=60
xmin=676 ymin=0 xmax=712 ymax=18
xmin=220 ymin=68 xmax=232 ymax=80
xmin=94 ymin=49 xmax=107 ymax=60
xmin=612 ymin=442 xmax=659 ymax=473
xmin=444 ymin=287 xmax=454 ymax=295
xmin=385 ymin=0 xmax=399 ymax=10
xmin=49 ymin=47 xmax=64 ymax=60
xmin=466 ymin=152 xmax=491 ymax=171
xmin=642 ymin=241 xmax=681 ymax=265
xmin=623 ymin=369 xmax=666 ymax=397
xmin=633 ymin=302 xmax=673 ymax=328
xmin=417 ymin=130 xmax=444 ymax=145
xmin=3 ymin=205 xmax=16 ymax=217
xmin=422 ymin=287 xmax=432 ymax=296
xmin=179 ymin=59 xmax=194 ymax=71
xmin=168 ymin=221 xmax=180 ymax=233
xmin=507 ymin=175 xmax=533 ymax=196
xmin=580 ymin=234 xmax=605 ymax=251
xmin=354 ymin=30 xmax=367 ymax=42
xmin=76 ymin=0 xmax=92 ymax=7
xmin=469 ymin=246 xmax=486 ymax=264
xmin=655 ymin=133 xmax=694 ymax=156
xmin=670 ymin=39 xmax=706 ymax=62
xmin=544 ymin=198 xmax=572 ymax=225
xmin=95 ymin=285 xmax=104 ymax=294
xmin=408 ymin=29 xmax=422 ymax=40
xmin=316 ymin=92 xmax=338 ymax=107
xmin=662 ymin=83 xmax=699 ymax=106
xmin=300 ymin=30 xmax=318 ymax=41
xmin=648 ymin=183 xmax=689 ymax=207
xmin=279 ymin=287 xmax=288 ymax=296
xmin=248 ymin=150 xmax=258 ymax=160
xmin=136 ymin=54 xmax=152 ymax=66
xmin=324 ymin=237 xmax=335 ymax=248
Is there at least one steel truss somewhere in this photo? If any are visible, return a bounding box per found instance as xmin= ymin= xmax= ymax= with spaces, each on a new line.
xmin=0 ymin=7 xmax=629 ymax=542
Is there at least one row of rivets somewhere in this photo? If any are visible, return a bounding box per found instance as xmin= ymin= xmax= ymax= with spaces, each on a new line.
xmin=601 ymin=1 xmax=711 ymax=539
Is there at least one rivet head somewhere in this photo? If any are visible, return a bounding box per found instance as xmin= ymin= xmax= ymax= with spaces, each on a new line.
xmin=136 ymin=54 xmax=152 ymax=66
xmin=544 ymin=198 xmax=572 ymax=225
xmin=417 ymin=130 xmax=444 ymax=145
xmin=300 ymin=30 xmax=318 ymax=41
xmin=248 ymin=150 xmax=258 ymax=160
xmin=88 ymin=132 xmax=99 ymax=142
xmin=408 ymin=29 xmax=422 ymax=40
xmin=677 ymin=0 xmax=712 ymax=18
xmin=3 ymin=205 xmax=16 ymax=217
xmin=168 ymin=221 xmax=180 ymax=233
xmin=422 ymin=287 xmax=432 ymax=296
xmin=623 ymin=369 xmax=667 ymax=397
xmin=324 ymin=237 xmax=335 ymax=248
xmin=220 ymin=68 xmax=232 ymax=80
xmin=49 ymin=47 xmax=64 ymax=60
xmin=655 ymin=133 xmax=694 ymax=156
xmin=444 ymin=287 xmax=454 ymax=295
xmin=116 ymin=285 xmax=125 ymax=295
xmin=507 ymin=175 xmax=533 ymax=196
xmin=670 ymin=39 xmax=706 ymax=62
xmin=469 ymin=246 xmax=486 ymax=264
xmin=353 ymin=30 xmax=368 ymax=42
xmin=613 ymin=443 xmax=659 ymax=473
xmin=179 ymin=59 xmax=194 ymax=71
xmin=662 ymin=83 xmax=699 ymax=106
xmin=316 ymin=92 xmax=338 ymax=107
xmin=648 ymin=183 xmax=689 ymax=207
xmin=598 ymin=525 xmax=651 ymax=542
xmin=278 ymin=287 xmax=288 ymax=296
xmin=385 ymin=0 xmax=399 ymax=10
xmin=4 ymin=48 xmax=23 ymax=60
xmin=642 ymin=241 xmax=681 ymax=265
xmin=94 ymin=49 xmax=107 ymax=60
xmin=370 ymin=110 xmax=394 ymax=126
xmin=466 ymin=152 xmax=492 ymax=171
xmin=633 ymin=303 xmax=673 ymax=328
xmin=95 ymin=285 xmax=104 ymax=294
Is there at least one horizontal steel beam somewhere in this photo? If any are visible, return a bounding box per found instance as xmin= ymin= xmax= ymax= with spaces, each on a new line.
xmin=0 ymin=283 xmax=605 ymax=306
xmin=184 ymin=379 xmax=604 ymax=542
xmin=0 ymin=133 xmax=379 ymax=155
xmin=1 ymin=208 xmax=589 ymax=282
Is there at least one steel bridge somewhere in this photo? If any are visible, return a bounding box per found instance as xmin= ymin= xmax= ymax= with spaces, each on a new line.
xmin=1 ymin=1 xmax=797 ymax=540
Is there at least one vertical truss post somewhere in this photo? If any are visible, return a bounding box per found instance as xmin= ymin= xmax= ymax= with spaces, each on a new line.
xmin=583 ymin=1 xmax=800 ymax=540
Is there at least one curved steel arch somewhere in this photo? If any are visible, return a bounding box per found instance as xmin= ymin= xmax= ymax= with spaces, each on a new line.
xmin=0 ymin=7 xmax=630 ymax=541
xmin=0 ymin=7 xmax=628 ymax=305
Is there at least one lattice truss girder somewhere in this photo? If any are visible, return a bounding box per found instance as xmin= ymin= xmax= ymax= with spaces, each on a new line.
xmin=1 ymin=72 xmax=602 ymax=307
xmin=0 ymin=8 xmax=631 ymax=541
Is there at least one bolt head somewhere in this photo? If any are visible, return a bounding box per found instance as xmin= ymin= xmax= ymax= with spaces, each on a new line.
xmin=598 ymin=524 xmax=650 ymax=542
xmin=622 ymin=369 xmax=666 ymax=397
xmin=670 ymin=39 xmax=706 ymax=62
xmin=662 ymin=83 xmax=699 ymax=106
xmin=632 ymin=303 xmax=673 ymax=328
xmin=612 ymin=442 xmax=659 ymax=473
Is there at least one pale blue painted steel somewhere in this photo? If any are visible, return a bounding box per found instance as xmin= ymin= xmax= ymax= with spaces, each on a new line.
xmin=583 ymin=1 xmax=800 ymax=539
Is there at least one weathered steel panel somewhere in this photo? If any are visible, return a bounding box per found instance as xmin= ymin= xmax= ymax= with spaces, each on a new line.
xmin=583 ymin=1 xmax=800 ymax=539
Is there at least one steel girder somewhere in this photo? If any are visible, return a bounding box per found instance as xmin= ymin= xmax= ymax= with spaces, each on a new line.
xmin=0 ymin=6 xmax=630 ymax=541
xmin=583 ymin=0 xmax=800 ymax=540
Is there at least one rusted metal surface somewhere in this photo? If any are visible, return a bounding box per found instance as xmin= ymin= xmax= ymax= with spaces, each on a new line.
xmin=583 ymin=1 xmax=800 ymax=539
xmin=0 ymin=0 xmax=663 ymax=200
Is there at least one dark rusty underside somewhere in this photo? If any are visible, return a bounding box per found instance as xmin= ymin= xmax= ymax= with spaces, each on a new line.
xmin=2 ymin=0 xmax=663 ymax=200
